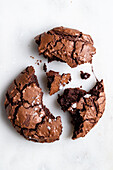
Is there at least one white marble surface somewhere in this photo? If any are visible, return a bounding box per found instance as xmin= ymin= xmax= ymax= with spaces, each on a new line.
xmin=0 ymin=0 xmax=113 ymax=170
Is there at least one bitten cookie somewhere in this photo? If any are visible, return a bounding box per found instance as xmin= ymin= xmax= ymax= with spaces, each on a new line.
xmin=35 ymin=26 xmax=96 ymax=68
xmin=4 ymin=66 xmax=62 ymax=143
xmin=46 ymin=70 xmax=71 ymax=95
xmin=57 ymin=80 xmax=106 ymax=139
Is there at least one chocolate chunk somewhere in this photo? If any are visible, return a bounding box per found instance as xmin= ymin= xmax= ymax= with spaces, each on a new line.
xmin=57 ymin=80 xmax=106 ymax=139
xmin=46 ymin=70 xmax=71 ymax=95
xmin=35 ymin=26 xmax=96 ymax=68
xmin=43 ymin=63 xmax=47 ymax=72
xmin=4 ymin=66 xmax=62 ymax=143
xmin=80 ymin=71 xmax=90 ymax=79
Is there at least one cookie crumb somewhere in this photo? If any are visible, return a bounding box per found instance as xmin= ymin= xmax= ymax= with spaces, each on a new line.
xmin=30 ymin=57 xmax=42 ymax=65
xmin=30 ymin=56 xmax=34 ymax=59
xmin=80 ymin=71 xmax=90 ymax=80
xmin=43 ymin=63 xmax=47 ymax=72
xmin=35 ymin=60 xmax=39 ymax=65
xmin=35 ymin=59 xmax=42 ymax=65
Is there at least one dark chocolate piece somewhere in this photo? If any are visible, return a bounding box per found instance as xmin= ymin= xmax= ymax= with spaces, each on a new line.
xmin=35 ymin=26 xmax=96 ymax=68
xmin=46 ymin=70 xmax=71 ymax=95
xmin=43 ymin=63 xmax=47 ymax=72
xmin=4 ymin=66 xmax=62 ymax=143
xmin=80 ymin=71 xmax=90 ymax=79
xmin=57 ymin=80 xmax=106 ymax=139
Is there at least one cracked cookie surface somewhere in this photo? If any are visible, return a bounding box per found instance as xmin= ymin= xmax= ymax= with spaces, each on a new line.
xmin=35 ymin=26 xmax=96 ymax=68
xmin=4 ymin=66 xmax=62 ymax=143
xmin=57 ymin=80 xmax=106 ymax=139
xmin=46 ymin=70 xmax=71 ymax=95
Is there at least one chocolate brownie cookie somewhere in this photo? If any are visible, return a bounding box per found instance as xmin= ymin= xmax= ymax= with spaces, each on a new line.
xmin=4 ymin=66 xmax=62 ymax=143
xmin=57 ymin=80 xmax=106 ymax=139
xmin=80 ymin=71 xmax=90 ymax=79
xmin=35 ymin=26 xmax=96 ymax=68
xmin=46 ymin=70 xmax=71 ymax=95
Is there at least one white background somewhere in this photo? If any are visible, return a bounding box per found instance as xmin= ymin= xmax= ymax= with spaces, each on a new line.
xmin=0 ymin=0 xmax=113 ymax=170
